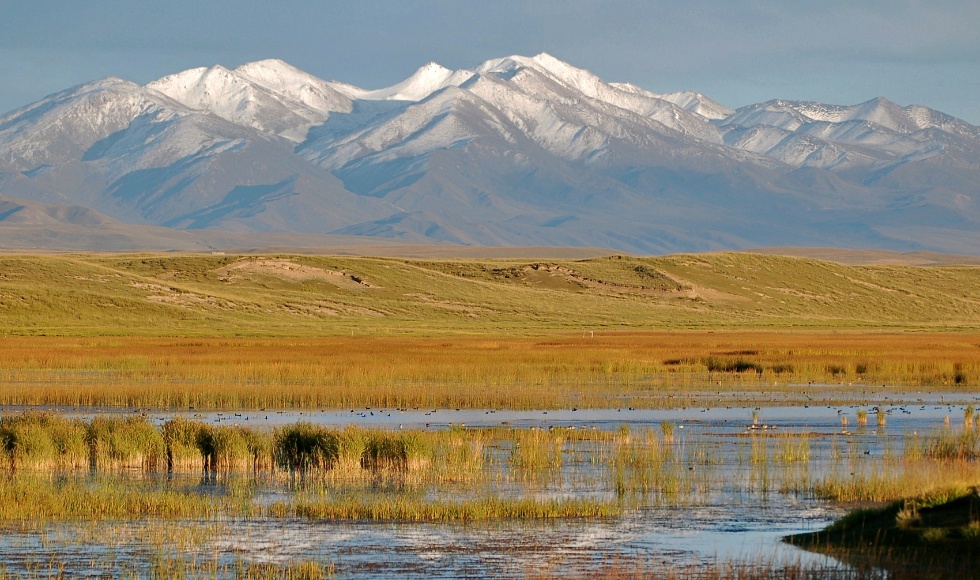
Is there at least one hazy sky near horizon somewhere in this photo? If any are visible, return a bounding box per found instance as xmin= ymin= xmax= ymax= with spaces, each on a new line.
xmin=2 ymin=0 xmax=979 ymax=122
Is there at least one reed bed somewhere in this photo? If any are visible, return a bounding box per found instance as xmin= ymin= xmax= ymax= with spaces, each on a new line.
xmin=0 ymin=412 xmax=88 ymax=471
xmin=0 ymin=414 xmax=492 ymax=484
xmin=149 ymin=558 xmax=334 ymax=580
xmin=813 ymin=426 xmax=980 ymax=502
xmin=0 ymin=333 xmax=979 ymax=410
xmin=275 ymin=495 xmax=620 ymax=521
xmin=0 ymin=475 xmax=243 ymax=521
xmin=510 ymin=428 xmax=565 ymax=476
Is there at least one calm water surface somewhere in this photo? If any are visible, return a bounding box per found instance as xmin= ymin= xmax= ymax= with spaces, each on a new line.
xmin=1 ymin=398 xmax=974 ymax=577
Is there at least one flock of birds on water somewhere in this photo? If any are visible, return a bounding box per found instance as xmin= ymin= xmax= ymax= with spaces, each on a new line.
xmin=115 ymin=398 xmax=980 ymax=445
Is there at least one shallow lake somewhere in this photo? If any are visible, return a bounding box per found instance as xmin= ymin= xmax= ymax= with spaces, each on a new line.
xmin=1 ymin=399 xmax=975 ymax=577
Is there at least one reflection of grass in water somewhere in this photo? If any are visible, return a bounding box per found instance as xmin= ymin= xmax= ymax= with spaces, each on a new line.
xmin=0 ymin=472 xmax=619 ymax=523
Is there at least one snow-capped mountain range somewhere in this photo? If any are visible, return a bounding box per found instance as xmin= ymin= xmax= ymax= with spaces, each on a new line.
xmin=1 ymin=53 xmax=978 ymax=253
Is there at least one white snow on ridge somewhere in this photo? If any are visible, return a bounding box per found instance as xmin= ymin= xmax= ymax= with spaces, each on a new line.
xmin=234 ymin=59 xmax=352 ymax=114
xmin=0 ymin=78 xmax=177 ymax=169
xmin=657 ymin=91 xmax=733 ymax=120
xmin=357 ymin=62 xmax=475 ymax=102
xmin=147 ymin=61 xmax=351 ymax=142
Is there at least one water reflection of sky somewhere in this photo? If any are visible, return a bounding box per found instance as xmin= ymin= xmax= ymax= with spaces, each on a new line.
xmin=0 ymin=508 xmax=843 ymax=578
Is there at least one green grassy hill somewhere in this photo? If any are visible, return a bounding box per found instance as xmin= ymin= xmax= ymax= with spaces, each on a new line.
xmin=2 ymin=252 xmax=979 ymax=335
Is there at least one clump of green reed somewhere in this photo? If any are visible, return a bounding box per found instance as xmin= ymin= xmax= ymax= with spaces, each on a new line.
xmin=87 ymin=416 xmax=166 ymax=472
xmin=965 ymin=405 xmax=975 ymax=428
xmin=775 ymin=434 xmax=810 ymax=464
xmin=609 ymin=427 xmax=683 ymax=498
xmin=430 ymin=425 xmax=486 ymax=481
xmin=748 ymin=435 xmax=769 ymax=466
xmin=164 ymin=419 xmax=275 ymax=474
xmin=0 ymin=412 xmax=88 ymax=471
xmin=335 ymin=426 xmax=368 ymax=471
xmin=163 ymin=417 xmax=208 ymax=472
xmin=611 ymin=428 xmax=666 ymax=470
xmin=362 ymin=430 xmax=433 ymax=472
xmin=877 ymin=407 xmax=887 ymax=427
xmin=510 ymin=428 xmax=564 ymax=475
xmin=660 ymin=421 xmax=675 ymax=443
xmin=198 ymin=425 xmax=274 ymax=473
xmin=925 ymin=428 xmax=980 ymax=461
xmin=857 ymin=409 xmax=868 ymax=426
xmin=274 ymin=423 xmax=338 ymax=473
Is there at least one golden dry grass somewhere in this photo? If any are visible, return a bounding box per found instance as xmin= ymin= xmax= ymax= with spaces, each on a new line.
xmin=0 ymin=332 xmax=976 ymax=409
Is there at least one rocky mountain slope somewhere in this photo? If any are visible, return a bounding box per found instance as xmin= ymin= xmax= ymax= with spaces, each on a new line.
xmin=1 ymin=54 xmax=977 ymax=253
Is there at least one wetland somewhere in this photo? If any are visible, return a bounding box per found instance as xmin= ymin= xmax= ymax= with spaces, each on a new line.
xmin=2 ymin=399 xmax=979 ymax=577
xmin=3 ymin=252 xmax=980 ymax=577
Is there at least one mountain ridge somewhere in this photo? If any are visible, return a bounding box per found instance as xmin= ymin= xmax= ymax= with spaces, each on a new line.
xmin=1 ymin=53 xmax=977 ymax=254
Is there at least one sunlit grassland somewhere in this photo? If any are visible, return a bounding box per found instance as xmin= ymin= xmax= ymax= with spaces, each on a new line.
xmin=0 ymin=332 xmax=978 ymax=409
xmin=1 ymin=252 xmax=979 ymax=336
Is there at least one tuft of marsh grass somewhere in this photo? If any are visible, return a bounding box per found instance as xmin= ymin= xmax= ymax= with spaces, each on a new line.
xmin=0 ymin=412 xmax=88 ymax=471
xmin=275 ymin=423 xmax=339 ymax=473
xmin=925 ymin=428 xmax=980 ymax=461
xmin=87 ymin=416 xmax=166 ymax=472
xmin=361 ymin=430 xmax=434 ymax=472
xmin=162 ymin=417 xmax=207 ymax=473
xmin=510 ymin=428 xmax=565 ymax=476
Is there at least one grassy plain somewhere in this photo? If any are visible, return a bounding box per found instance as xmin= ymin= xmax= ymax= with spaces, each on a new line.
xmin=1 ymin=251 xmax=979 ymax=409
xmin=0 ymin=252 xmax=978 ymax=335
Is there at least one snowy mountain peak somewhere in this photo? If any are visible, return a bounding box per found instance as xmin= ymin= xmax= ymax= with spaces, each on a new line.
xmin=234 ymin=58 xmax=352 ymax=114
xmin=474 ymin=53 xmax=596 ymax=90
xmin=721 ymin=96 xmax=973 ymax=137
xmin=657 ymin=91 xmax=733 ymax=120
xmin=146 ymin=61 xmax=348 ymax=142
xmin=146 ymin=65 xmax=240 ymax=109
xmin=358 ymin=62 xmax=475 ymax=102
xmin=3 ymin=54 xmax=980 ymax=255
xmin=234 ymin=58 xmax=314 ymax=89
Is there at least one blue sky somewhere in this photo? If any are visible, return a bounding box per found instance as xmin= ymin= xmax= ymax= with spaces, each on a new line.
xmin=2 ymin=0 xmax=978 ymax=122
